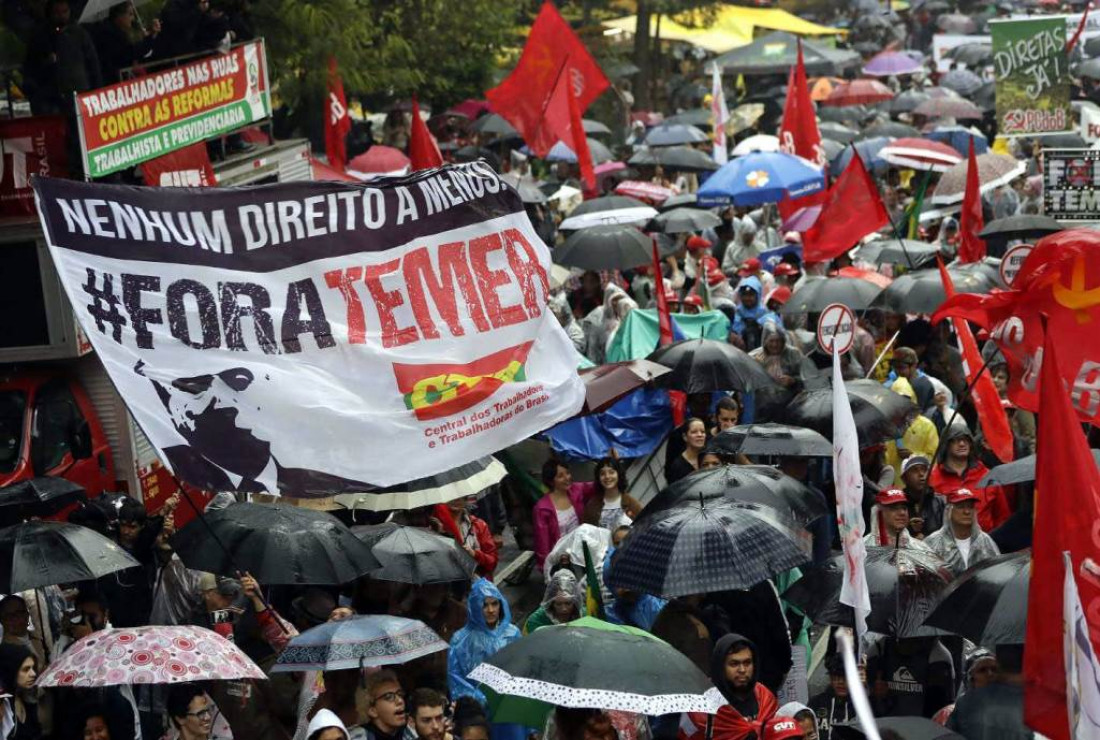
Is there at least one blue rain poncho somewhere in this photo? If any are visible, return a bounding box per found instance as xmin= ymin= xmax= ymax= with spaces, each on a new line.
xmin=447 ymin=577 xmax=522 ymax=705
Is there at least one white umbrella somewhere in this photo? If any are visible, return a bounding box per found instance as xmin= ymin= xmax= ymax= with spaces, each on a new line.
xmin=544 ymin=523 xmax=611 ymax=580
xmin=334 ymin=456 xmax=507 ymax=512
xmin=79 ymin=0 xmax=152 ymax=23
xmin=559 ymin=206 xmax=658 ymax=231
xmin=732 ymin=134 xmax=781 ymax=157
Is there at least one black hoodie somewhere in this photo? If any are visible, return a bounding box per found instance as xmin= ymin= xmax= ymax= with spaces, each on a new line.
xmin=711 ymin=633 xmax=762 ymax=720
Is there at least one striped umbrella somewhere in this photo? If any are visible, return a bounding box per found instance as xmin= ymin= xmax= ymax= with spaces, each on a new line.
xmin=880 ymin=137 xmax=963 ymax=172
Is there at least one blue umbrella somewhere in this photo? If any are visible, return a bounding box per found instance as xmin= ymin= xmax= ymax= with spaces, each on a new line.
xmin=925 ymin=126 xmax=989 ymax=157
xmin=697 ymin=151 xmax=825 ymax=207
xmin=832 ymin=137 xmax=892 ymax=175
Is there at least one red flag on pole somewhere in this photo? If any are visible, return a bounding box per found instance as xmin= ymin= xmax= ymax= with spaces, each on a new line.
xmin=539 ymin=61 xmax=597 ymax=192
xmin=778 ymin=41 xmax=826 ymax=223
xmin=653 ymin=239 xmax=674 ymax=347
xmin=324 ymin=57 xmax=351 ymax=171
xmin=486 ymin=1 xmax=609 ymax=158
xmin=802 ymin=153 xmax=889 ymax=263
xmin=958 ymin=139 xmax=987 ymax=263
xmin=935 ymin=257 xmax=1014 ymax=465
xmin=1025 ymin=327 xmax=1100 ymax=740
xmin=409 ymin=95 xmax=443 ymax=171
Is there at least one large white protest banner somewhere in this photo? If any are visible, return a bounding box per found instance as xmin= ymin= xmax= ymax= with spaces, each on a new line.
xmin=32 ymin=162 xmax=585 ymax=493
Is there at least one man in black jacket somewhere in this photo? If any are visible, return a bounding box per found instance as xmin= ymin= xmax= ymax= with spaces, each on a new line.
xmin=23 ymin=0 xmax=102 ymax=114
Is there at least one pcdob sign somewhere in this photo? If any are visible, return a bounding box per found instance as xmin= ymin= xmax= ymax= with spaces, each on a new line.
xmin=75 ymin=40 xmax=270 ymax=178
xmin=31 ymin=163 xmax=585 ymax=492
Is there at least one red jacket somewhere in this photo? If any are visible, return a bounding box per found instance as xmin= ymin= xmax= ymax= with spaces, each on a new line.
xmin=465 ymin=514 xmax=499 ymax=577
xmin=681 ymin=684 xmax=778 ymax=740
xmin=928 ymin=461 xmax=1011 ymax=531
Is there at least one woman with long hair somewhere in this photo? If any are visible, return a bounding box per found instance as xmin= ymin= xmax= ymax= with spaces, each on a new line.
xmin=0 ymin=643 xmax=40 ymax=740
xmin=582 ymin=458 xmax=642 ymax=530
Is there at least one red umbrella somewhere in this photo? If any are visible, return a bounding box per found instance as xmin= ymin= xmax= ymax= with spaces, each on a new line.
xmin=614 ymin=180 xmax=676 ymax=204
xmin=809 ymin=77 xmax=843 ymax=102
xmin=821 ymin=79 xmax=895 ymax=107
xmin=578 ymin=360 xmax=671 ymax=415
xmin=347 ymin=146 xmax=411 ymax=178
xmin=879 ymin=138 xmax=962 ymax=173
xmin=835 ymin=266 xmax=893 ymax=289
xmin=912 ymin=97 xmax=984 ymax=120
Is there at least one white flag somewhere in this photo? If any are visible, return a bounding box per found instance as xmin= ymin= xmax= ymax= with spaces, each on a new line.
xmin=1064 ymin=551 xmax=1100 ymax=740
xmin=837 ymin=630 xmax=882 ymax=740
xmin=711 ymin=66 xmax=729 ymax=165
xmin=833 ymin=349 xmax=871 ymax=642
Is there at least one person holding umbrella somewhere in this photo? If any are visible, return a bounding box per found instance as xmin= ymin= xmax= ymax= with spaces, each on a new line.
xmin=682 ymin=634 xmax=778 ymax=740
xmin=923 ymin=489 xmax=1001 ymax=576
xmin=899 ymin=456 xmax=944 ymax=539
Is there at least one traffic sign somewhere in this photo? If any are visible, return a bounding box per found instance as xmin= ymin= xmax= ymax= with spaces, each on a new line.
xmin=1000 ymin=243 xmax=1034 ymax=287
xmin=817 ymin=303 xmax=855 ymax=355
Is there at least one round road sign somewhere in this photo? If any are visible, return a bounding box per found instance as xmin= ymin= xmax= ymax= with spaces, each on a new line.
xmin=1000 ymin=243 xmax=1034 ymax=287
xmin=817 ymin=302 xmax=855 ymax=355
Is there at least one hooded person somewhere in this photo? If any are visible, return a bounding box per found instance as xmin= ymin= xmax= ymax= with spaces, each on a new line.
xmin=550 ymin=292 xmax=587 ymax=356
xmin=730 ymin=276 xmax=781 ymax=352
xmin=883 ymin=377 xmax=940 ymax=480
xmin=772 ymin=706 xmax=816 ymax=740
xmin=928 ymin=422 xmax=1010 ymax=531
xmin=707 ymin=268 xmax=737 ymax=315
xmin=307 ymin=708 xmax=351 ymax=740
xmin=863 ymin=488 xmax=932 ymax=551
xmin=809 ymin=654 xmax=854 ymax=740
xmin=523 ymin=569 xmax=586 ymax=634
xmin=447 ymin=579 xmax=522 ymax=706
xmin=584 ymin=284 xmax=637 ymax=364
xmin=602 ymin=547 xmax=666 ymax=631
xmin=680 ymin=634 xmax=779 ymax=740
xmin=749 ymin=321 xmax=803 ymax=390
xmin=923 ymin=489 xmax=1000 ymax=575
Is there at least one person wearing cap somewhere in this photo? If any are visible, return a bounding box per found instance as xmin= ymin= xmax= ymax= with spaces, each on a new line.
xmin=771 ymin=262 xmax=800 ymax=289
xmin=863 ymin=489 xmax=932 ymax=551
xmin=763 ymin=715 xmax=806 ymax=740
xmin=737 ymin=257 xmax=775 ymax=296
xmin=899 ymin=455 xmax=943 ymax=538
xmin=764 ymin=286 xmax=791 ymax=315
xmin=928 ymin=423 xmax=1011 ymax=532
xmin=923 ymin=489 xmax=1001 ymax=575
xmin=705 ymin=266 xmax=737 ymax=315
xmin=776 ymin=702 xmax=818 ymax=740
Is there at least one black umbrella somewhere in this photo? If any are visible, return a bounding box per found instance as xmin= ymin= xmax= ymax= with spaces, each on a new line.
xmin=947 ymin=43 xmax=993 ymax=67
xmin=889 ymin=89 xmax=931 ymax=114
xmin=665 ymin=109 xmax=714 ymax=128
xmin=858 ymin=238 xmax=942 ymax=268
xmin=660 ymin=192 xmax=700 ymax=210
xmin=645 ymin=124 xmax=709 ymax=147
xmin=978 ymin=214 xmax=1062 ymax=243
xmin=834 ymin=717 xmax=964 ymax=740
xmin=782 ymin=379 xmax=916 ymax=447
xmin=171 ymin=503 xmax=380 ymax=585
xmin=571 ymin=195 xmax=648 ymax=217
xmin=455 ymin=146 xmax=502 ymax=172
xmin=711 ymin=423 xmax=833 ymax=458
xmin=924 ymin=550 xmax=1028 ymax=647
xmin=608 ymin=500 xmax=813 ymax=598
xmin=781 ymin=276 xmax=884 ymax=315
xmin=649 ymin=339 xmax=777 ymax=394
xmin=978 ymin=449 xmax=1100 ymax=487
xmin=353 ymin=523 xmax=476 ymax=584
xmin=0 ymin=521 xmax=140 ymax=592
xmin=629 ymin=146 xmax=720 ymax=172
xmin=875 ymin=263 xmax=996 ymax=314
xmin=470 ymin=113 xmax=517 ymax=136
xmin=819 ymin=121 xmax=859 ymax=144
xmin=783 ymin=546 xmax=954 ymax=637
xmin=501 ymin=174 xmax=547 ymax=204
xmin=649 ymin=207 xmax=722 ymax=234
xmin=0 ymin=477 xmax=87 ymax=522
xmin=336 ymin=456 xmax=507 ymax=512
xmin=639 ymin=464 xmax=828 ymax=527
xmin=818 ymin=106 xmax=865 ymax=125
xmin=554 ymin=225 xmax=656 ymax=271
xmin=860 ymin=121 xmax=920 ymax=140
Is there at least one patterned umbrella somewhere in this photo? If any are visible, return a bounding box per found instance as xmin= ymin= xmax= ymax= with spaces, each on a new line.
xmin=613 ymin=180 xmax=676 ymax=204
xmin=272 ymin=615 xmax=446 ymax=672
xmin=38 ymin=626 xmax=265 ymax=687
xmin=823 ymin=79 xmax=895 ymax=107
xmin=879 ymin=138 xmax=962 ymax=173
xmin=863 ymin=51 xmax=924 ymax=77
xmin=913 ymin=97 xmax=984 ymax=120
xmin=929 ymin=152 xmax=1026 ymax=205
xmin=698 ymin=151 xmax=824 ymax=207
xmin=607 ymin=500 xmax=812 ymax=598
xmin=470 ymin=617 xmax=723 ymax=715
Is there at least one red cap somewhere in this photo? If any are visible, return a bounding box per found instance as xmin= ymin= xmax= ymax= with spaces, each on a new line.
xmin=707 ymin=269 xmax=728 ymax=287
xmin=699 ymin=255 xmax=719 ymax=273
xmin=773 ymin=262 xmax=799 ymax=277
xmin=763 ymin=717 xmax=804 ymax=740
xmin=664 ymin=287 xmax=681 ymax=303
xmin=766 ymin=286 xmax=792 ymax=306
xmin=875 ymin=488 xmax=908 ymax=506
xmin=683 ymin=294 xmax=704 ymax=307
xmin=946 ymin=488 xmax=979 ymax=504
xmin=737 ymin=257 xmax=762 ymax=276
xmin=687 ymin=236 xmax=712 ymax=252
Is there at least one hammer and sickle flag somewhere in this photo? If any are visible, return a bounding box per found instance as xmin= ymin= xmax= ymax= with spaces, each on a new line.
xmin=933 ymin=228 xmax=1100 ymax=425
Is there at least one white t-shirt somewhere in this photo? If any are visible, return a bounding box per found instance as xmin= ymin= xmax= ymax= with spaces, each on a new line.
xmin=954 ymin=535 xmax=972 ymax=568
xmin=556 ymin=507 xmax=579 ymax=537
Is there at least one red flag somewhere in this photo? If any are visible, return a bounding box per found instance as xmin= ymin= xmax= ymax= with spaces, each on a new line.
xmin=778 ymin=41 xmax=827 ymax=222
xmin=1024 ymin=328 xmax=1100 ymax=740
xmin=1068 ymin=3 xmax=1091 ymax=52
xmin=140 ymin=143 xmax=216 ymax=187
xmin=935 ymin=257 xmax=1014 ymax=464
xmin=958 ymin=139 xmax=987 ymax=263
xmin=325 ymin=57 xmax=351 ymax=171
xmin=802 ymin=153 xmax=889 ymax=263
xmin=486 ymin=1 xmax=609 ymax=158
xmin=932 ymin=228 xmax=1100 ymax=425
xmin=408 ymin=95 xmax=442 ymax=171
xmin=653 ymin=239 xmax=674 ymax=347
